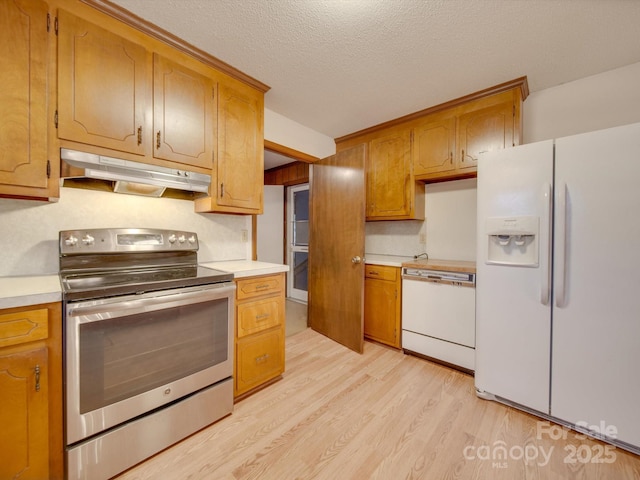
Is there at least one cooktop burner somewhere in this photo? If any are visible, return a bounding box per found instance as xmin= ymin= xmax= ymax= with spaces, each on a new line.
xmin=59 ymin=228 xmax=234 ymax=301
xmin=61 ymin=265 xmax=233 ymax=301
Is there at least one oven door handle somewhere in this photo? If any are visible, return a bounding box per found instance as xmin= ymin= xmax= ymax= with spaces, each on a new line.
xmin=67 ymin=283 xmax=235 ymax=322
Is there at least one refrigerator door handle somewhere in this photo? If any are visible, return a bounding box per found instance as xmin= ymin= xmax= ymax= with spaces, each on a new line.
xmin=555 ymin=182 xmax=568 ymax=307
xmin=540 ymin=182 xmax=552 ymax=305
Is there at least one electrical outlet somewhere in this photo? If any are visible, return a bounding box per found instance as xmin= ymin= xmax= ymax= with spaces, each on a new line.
xmin=419 ymin=233 xmax=427 ymax=244
xmin=241 ymin=229 xmax=248 ymax=243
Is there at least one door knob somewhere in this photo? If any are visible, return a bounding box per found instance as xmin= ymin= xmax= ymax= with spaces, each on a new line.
xmin=351 ymin=256 xmax=363 ymax=264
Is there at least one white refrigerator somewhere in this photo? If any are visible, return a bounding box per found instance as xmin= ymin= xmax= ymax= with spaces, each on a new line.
xmin=475 ymin=122 xmax=640 ymax=453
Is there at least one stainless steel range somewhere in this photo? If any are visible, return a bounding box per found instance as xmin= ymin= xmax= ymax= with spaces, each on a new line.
xmin=59 ymin=228 xmax=235 ymax=480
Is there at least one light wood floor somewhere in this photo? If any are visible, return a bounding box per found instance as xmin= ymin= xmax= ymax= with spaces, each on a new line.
xmin=116 ymin=329 xmax=640 ymax=480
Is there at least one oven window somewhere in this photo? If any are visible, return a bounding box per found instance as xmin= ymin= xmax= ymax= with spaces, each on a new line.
xmin=78 ymin=298 xmax=228 ymax=413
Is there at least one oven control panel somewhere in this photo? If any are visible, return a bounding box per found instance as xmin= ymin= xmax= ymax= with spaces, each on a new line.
xmin=59 ymin=228 xmax=199 ymax=254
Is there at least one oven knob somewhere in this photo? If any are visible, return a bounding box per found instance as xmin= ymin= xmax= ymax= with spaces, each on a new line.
xmin=82 ymin=234 xmax=95 ymax=246
xmin=178 ymin=235 xmax=186 ymax=244
xmin=168 ymin=234 xmax=176 ymax=244
xmin=188 ymin=235 xmax=196 ymax=244
xmin=64 ymin=235 xmax=78 ymax=247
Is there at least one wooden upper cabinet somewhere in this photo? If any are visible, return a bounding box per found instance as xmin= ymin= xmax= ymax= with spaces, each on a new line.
xmin=456 ymin=100 xmax=515 ymax=171
xmin=367 ymin=130 xmax=424 ymax=220
xmin=218 ymin=84 xmax=263 ymax=210
xmin=337 ymin=79 xmax=527 ymax=186
xmin=0 ymin=0 xmax=53 ymax=199
xmin=153 ymin=54 xmax=215 ymax=169
xmin=58 ymin=10 xmax=150 ymax=156
xmin=412 ymin=115 xmax=456 ymax=176
xmin=198 ymin=83 xmax=263 ymax=213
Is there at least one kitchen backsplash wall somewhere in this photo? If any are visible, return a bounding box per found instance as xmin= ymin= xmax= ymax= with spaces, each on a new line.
xmin=0 ymin=187 xmax=251 ymax=277
xmin=365 ymin=178 xmax=477 ymax=261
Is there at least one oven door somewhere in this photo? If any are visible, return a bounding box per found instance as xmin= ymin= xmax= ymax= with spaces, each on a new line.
xmin=65 ymin=282 xmax=234 ymax=445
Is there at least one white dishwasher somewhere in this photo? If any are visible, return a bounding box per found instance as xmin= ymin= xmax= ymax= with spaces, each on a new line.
xmin=402 ymin=268 xmax=476 ymax=373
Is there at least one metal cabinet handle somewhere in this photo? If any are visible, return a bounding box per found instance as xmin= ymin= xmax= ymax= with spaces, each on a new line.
xmin=35 ymin=365 xmax=41 ymax=392
xmin=156 ymin=130 xmax=161 ymax=149
xmin=137 ymin=126 xmax=142 ymax=145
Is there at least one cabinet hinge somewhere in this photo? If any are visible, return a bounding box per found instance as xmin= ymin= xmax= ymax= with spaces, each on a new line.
xmin=46 ymin=160 xmax=51 ymax=178
xmin=54 ymin=110 xmax=58 ymax=128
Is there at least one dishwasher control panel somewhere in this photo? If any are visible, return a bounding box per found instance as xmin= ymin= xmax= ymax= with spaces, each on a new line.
xmin=402 ymin=268 xmax=475 ymax=287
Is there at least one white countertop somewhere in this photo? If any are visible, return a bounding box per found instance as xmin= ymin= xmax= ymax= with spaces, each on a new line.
xmin=365 ymin=254 xmax=415 ymax=267
xmin=0 ymin=261 xmax=288 ymax=310
xmin=0 ymin=275 xmax=62 ymax=310
xmin=200 ymin=260 xmax=289 ymax=278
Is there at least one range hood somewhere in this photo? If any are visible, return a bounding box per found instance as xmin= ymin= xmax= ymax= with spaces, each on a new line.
xmin=60 ymin=149 xmax=211 ymax=196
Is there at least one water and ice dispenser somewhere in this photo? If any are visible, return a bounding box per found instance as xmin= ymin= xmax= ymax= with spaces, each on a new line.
xmin=485 ymin=216 xmax=539 ymax=266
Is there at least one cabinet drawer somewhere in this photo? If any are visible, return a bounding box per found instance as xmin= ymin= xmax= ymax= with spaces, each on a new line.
xmin=236 ymin=328 xmax=284 ymax=395
xmin=236 ymin=274 xmax=284 ymax=300
xmin=0 ymin=308 xmax=48 ymax=348
xmin=237 ymin=296 xmax=283 ymax=338
xmin=364 ymin=265 xmax=398 ymax=281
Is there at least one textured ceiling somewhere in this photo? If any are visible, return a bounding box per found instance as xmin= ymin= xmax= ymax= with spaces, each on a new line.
xmin=110 ymin=0 xmax=640 ymax=151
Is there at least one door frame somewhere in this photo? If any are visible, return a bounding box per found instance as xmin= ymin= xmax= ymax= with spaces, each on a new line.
xmin=287 ymin=183 xmax=309 ymax=302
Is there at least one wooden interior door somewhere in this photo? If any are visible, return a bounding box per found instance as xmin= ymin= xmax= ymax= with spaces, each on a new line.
xmin=308 ymin=144 xmax=366 ymax=353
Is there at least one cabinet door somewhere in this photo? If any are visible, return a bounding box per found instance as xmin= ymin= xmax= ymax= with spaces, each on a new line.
xmin=456 ymin=101 xmax=514 ymax=171
xmin=235 ymin=327 xmax=284 ymax=396
xmin=412 ymin=116 xmax=456 ymax=176
xmin=364 ymin=268 xmax=400 ymax=348
xmin=0 ymin=0 xmax=50 ymax=194
xmin=0 ymin=347 xmax=49 ymax=480
xmin=58 ymin=10 xmax=150 ymax=156
xmin=367 ymin=131 xmax=412 ymax=218
xmin=153 ymin=54 xmax=215 ymax=169
xmin=217 ymin=84 xmax=263 ymax=211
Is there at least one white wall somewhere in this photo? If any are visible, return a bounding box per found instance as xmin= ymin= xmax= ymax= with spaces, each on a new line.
xmin=0 ymin=187 xmax=250 ymax=277
xmin=264 ymin=108 xmax=336 ymax=159
xmin=524 ymin=61 xmax=640 ymax=143
xmin=366 ymin=61 xmax=640 ymax=261
xmin=257 ymin=185 xmax=284 ymax=264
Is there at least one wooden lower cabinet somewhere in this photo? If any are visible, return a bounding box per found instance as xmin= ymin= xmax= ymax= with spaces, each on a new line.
xmin=234 ymin=273 xmax=285 ymax=398
xmin=364 ymin=265 xmax=401 ymax=349
xmin=0 ymin=303 xmax=63 ymax=480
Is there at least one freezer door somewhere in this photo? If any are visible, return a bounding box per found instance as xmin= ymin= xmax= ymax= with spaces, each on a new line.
xmin=552 ymin=122 xmax=640 ymax=449
xmin=475 ymin=140 xmax=554 ymax=414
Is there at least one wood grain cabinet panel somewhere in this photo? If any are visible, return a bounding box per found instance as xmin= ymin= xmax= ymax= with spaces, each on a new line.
xmin=0 ymin=0 xmax=53 ymax=199
xmin=153 ymin=53 xmax=215 ymax=169
xmin=235 ymin=328 xmax=284 ymax=395
xmin=234 ymin=273 xmax=285 ymax=398
xmin=0 ymin=303 xmax=62 ymax=480
xmin=367 ymin=130 xmax=424 ymax=221
xmin=337 ymin=81 xmax=525 ymax=187
xmin=236 ymin=296 xmax=283 ymax=338
xmin=456 ymin=100 xmax=515 ymax=171
xmin=216 ymin=84 xmax=264 ymax=211
xmin=364 ymin=265 xmax=401 ymax=349
xmin=412 ymin=116 xmax=456 ymax=176
xmin=57 ymin=9 xmax=150 ymax=156
xmin=0 ymin=347 xmax=49 ymax=480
